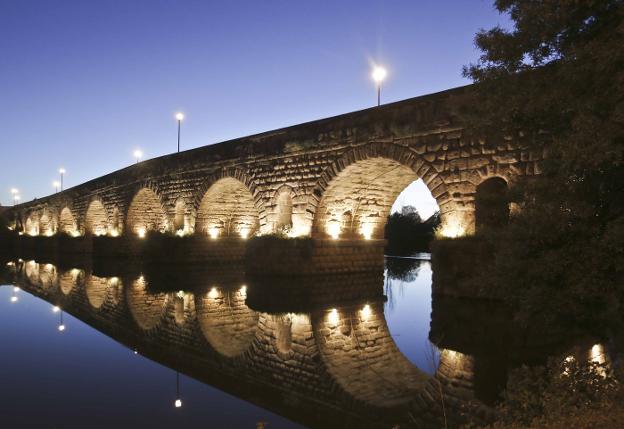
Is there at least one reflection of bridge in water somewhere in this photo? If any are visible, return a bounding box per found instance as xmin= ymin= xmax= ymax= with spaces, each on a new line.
xmin=2 ymin=257 xmax=499 ymax=428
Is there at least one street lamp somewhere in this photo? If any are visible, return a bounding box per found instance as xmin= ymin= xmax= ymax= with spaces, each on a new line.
xmin=134 ymin=149 xmax=143 ymax=164
xmin=59 ymin=168 xmax=66 ymax=191
xmin=372 ymin=65 xmax=387 ymax=106
xmin=14 ymin=195 xmax=20 ymax=205
xmin=53 ymin=181 xmax=60 ymax=193
xmin=175 ymin=112 xmax=184 ymax=153
xmin=10 ymin=188 xmax=18 ymax=205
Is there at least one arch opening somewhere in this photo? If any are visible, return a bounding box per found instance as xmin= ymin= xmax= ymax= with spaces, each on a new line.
xmin=274 ymin=187 xmax=293 ymax=234
xmin=196 ymin=178 xmax=259 ymax=239
xmin=59 ymin=207 xmax=78 ymax=236
xmin=39 ymin=210 xmax=54 ymax=236
xmin=85 ymin=200 xmax=108 ymax=236
xmin=475 ymin=177 xmax=509 ymax=231
xmin=173 ymin=199 xmax=185 ymax=233
xmin=315 ymin=157 xmax=440 ymax=240
xmin=25 ymin=214 xmax=38 ymax=236
xmin=126 ymin=188 xmax=168 ymax=237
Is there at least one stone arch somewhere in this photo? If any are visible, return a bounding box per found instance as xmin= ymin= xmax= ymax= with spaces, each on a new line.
xmin=85 ymin=199 xmax=109 ymax=236
xmin=274 ymin=186 xmax=294 ymax=233
xmin=59 ymin=207 xmax=78 ymax=235
xmin=195 ymin=173 xmax=261 ymax=239
xmin=110 ymin=207 xmax=122 ymax=236
xmin=312 ymin=144 xmax=449 ymax=239
xmin=39 ymin=208 xmax=55 ymax=236
xmin=126 ymin=187 xmax=168 ymax=236
xmin=475 ymin=177 xmax=509 ymax=231
xmin=312 ymin=302 xmax=429 ymax=407
xmin=126 ymin=276 xmax=168 ymax=330
xmin=25 ymin=213 xmax=39 ymax=236
xmin=173 ymin=198 xmax=186 ymax=232
xmin=195 ymin=286 xmax=259 ymax=357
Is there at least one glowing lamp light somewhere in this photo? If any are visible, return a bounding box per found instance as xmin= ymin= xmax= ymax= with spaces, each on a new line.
xmin=239 ymin=228 xmax=249 ymax=239
xmin=327 ymin=308 xmax=339 ymax=326
xmin=59 ymin=168 xmax=66 ymax=175
xmin=360 ymin=223 xmax=374 ymax=240
xmin=327 ymin=222 xmax=341 ymax=240
xmin=10 ymin=188 xmax=18 ymax=195
xmin=590 ymin=344 xmax=606 ymax=364
xmin=71 ymin=231 xmax=81 ymax=237
xmin=239 ymin=285 xmax=247 ymax=296
xmin=208 ymin=287 xmax=219 ymax=299
xmin=372 ymin=66 xmax=387 ymax=83
xmin=174 ymin=399 xmax=182 ymax=408
xmin=52 ymin=305 xmax=60 ymax=313
xmin=13 ymin=286 xmax=20 ymax=292
xmin=361 ymin=304 xmax=371 ymax=321
xmin=175 ymin=112 xmax=184 ymax=121
xmin=133 ymin=149 xmax=143 ymax=164
xmin=137 ymin=227 xmax=146 ymax=239
xmin=109 ymin=229 xmax=119 ymax=237
xmin=208 ymin=227 xmax=219 ymax=240
xmin=58 ymin=324 xmax=66 ymax=332
xmin=440 ymin=224 xmax=465 ymax=238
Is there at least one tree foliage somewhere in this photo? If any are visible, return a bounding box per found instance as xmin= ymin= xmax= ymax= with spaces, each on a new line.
xmin=384 ymin=207 xmax=440 ymax=254
xmin=462 ymin=0 xmax=624 ymax=329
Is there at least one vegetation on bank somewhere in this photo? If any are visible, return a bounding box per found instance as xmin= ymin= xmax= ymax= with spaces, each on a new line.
xmin=458 ymin=0 xmax=623 ymax=427
xmin=384 ymin=206 xmax=440 ymax=255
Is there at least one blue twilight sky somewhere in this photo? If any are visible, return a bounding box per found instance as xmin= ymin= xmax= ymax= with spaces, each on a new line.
xmin=0 ymin=0 xmax=511 ymax=211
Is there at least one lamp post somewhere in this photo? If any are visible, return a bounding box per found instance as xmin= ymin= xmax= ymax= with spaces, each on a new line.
xmin=175 ymin=112 xmax=184 ymax=153
xmin=10 ymin=188 xmax=18 ymax=205
xmin=372 ymin=66 xmax=387 ymax=107
xmin=59 ymin=168 xmax=66 ymax=191
xmin=53 ymin=181 xmax=60 ymax=194
xmin=134 ymin=149 xmax=143 ymax=164
xmin=14 ymin=195 xmax=20 ymax=205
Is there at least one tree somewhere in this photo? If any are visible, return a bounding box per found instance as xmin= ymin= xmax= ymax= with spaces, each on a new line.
xmin=462 ymin=1 xmax=624 ymax=329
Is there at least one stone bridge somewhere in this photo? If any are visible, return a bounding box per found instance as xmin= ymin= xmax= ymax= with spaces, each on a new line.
xmin=4 ymin=85 xmax=542 ymax=243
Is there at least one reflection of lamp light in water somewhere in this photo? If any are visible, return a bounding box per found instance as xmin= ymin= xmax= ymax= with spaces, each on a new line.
xmin=174 ymin=371 xmax=182 ymax=408
xmin=52 ymin=305 xmax=60 ymax=313
xmin=58 ymin=311 xmax=66 ymax=332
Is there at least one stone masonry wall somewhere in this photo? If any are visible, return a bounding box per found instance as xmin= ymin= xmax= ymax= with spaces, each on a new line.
xmin=5 ymin=85 xmax=543 ymax=242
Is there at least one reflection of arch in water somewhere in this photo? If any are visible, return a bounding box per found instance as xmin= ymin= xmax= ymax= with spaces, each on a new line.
xmin=24 ymin=261 xmax=40 ymax=285
xmin=59 ymin=268 xmax=84 ymax=295
xmin=126 ymin=276 xmax=168 ymax=330
xmin=196 ymin=286 xmax=259 ymax=357
xmin=85 ymin=275 xmax=122 ymax=309
xmin=39 ymin=263 xmax=58 ymax=289
xmin=313 ymin=302 xmax=429 ymax=407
